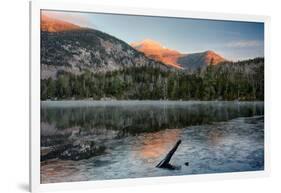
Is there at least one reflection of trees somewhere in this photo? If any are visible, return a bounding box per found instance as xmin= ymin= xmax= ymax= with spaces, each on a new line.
xmin=41 ymin=102 xmax=264 ymax=137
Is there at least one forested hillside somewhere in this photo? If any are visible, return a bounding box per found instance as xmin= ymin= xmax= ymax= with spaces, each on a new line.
xmin=41 ymin=58 xmax=264 ymax=101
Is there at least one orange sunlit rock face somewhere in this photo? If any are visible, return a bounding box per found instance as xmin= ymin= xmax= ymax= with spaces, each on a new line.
xmin=204 ymin=50 xmax=225 ymax=65
xmin=131 ymin=39 xmax=183 ymax=69
xmin=41 ymin=13 xmax=81 ymax=32
xmin=131 ymin=39 xmax=226 ymax=69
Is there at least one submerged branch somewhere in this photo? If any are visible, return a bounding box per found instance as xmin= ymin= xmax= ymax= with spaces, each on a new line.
xmin=156 ymin=140 xmax=182 ymax=170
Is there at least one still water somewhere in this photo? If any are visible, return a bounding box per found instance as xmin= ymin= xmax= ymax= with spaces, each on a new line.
xmin=40 ymin=101 xmax=264 ymax=183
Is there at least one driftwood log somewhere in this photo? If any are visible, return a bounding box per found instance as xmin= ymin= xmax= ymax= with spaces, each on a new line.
xmin=156 ymin=140 xmax=182 ymax=170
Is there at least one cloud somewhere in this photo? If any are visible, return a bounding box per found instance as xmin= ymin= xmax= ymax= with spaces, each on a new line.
xmin=225 ymin=40 xmax=263 ymax=48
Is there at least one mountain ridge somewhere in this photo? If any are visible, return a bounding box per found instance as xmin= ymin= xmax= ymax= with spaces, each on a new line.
xmin=178 ymin=50 xmax=226 ymax=70
xmin=41 ymin=14 xmax=82 ymax=32
xmin=41 ymin=17 xmax=170 ymax=80
xmin=131 ymin=39 xmax=226 ymax=70
xmin=41 ymin=15 xmax=226 ymax=73
xmin=130 ymin=39 xmax=183 ymax=69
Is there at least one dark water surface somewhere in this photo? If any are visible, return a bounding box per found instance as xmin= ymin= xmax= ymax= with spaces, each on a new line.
xmin=40 ymin=101 xmax=264 ymax=183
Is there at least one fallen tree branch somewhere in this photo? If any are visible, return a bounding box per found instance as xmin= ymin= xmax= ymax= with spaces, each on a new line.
xmin=156 ymin=140 xmax=181 ymax=170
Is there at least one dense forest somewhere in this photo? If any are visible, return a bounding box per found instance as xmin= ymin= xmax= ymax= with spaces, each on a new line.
xmin=41 ymin=58 xmax=264 ymax=101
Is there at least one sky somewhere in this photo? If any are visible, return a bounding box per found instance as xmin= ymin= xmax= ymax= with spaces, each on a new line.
xmin=43 ymin=10 xmax=264 ymax=61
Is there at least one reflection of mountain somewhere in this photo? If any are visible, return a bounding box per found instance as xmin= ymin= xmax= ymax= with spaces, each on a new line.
xmin=131 ymin=40 xmax=226 ymax=70
xmin=133 ymin=129 xmax=181 ymax=159
xmin=40 ymin=108 xmax=265 ymax=183
xmin=40 ymin=101 xmax=264 ymax=168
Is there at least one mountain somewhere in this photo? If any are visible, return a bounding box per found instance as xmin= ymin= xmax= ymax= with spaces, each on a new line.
xmin=178 ymin=50 xmax=225 ymax=71
xmin=130 ymin=39 xmax=183 ymax=69
xmin=41 ymin=15 xmax=226 ymax=78
xmin=40 ymin=16 xmax=263 ymax=101
xmin=41 ymin=14 xmax=81 ymax=32
xmin=41 ymin=17 xmax=168 ymax=79
xmin=131 ymin=40 xmax=226 ymax=70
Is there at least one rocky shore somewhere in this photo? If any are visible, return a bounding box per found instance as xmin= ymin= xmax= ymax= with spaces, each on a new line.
xmin=41 ymin=140 xmax=106 ymax=161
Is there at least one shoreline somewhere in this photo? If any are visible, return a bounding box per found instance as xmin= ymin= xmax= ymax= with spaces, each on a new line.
xmin=41 ymin=99 xmax=264 ymax=102
xmin=41 ymin=100 xmax=264 ymax=108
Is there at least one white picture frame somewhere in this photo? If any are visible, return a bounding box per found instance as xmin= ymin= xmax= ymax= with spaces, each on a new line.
xmin=30 ymin=1 xmax=271 ymax=192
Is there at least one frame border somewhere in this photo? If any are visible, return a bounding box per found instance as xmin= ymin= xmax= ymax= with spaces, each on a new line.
xmin=30 ymin=1 xmax=271 ymax=192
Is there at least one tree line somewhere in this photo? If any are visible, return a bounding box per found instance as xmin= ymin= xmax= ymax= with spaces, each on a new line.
xmin=41 ymin=58 xmax=264 ymax=101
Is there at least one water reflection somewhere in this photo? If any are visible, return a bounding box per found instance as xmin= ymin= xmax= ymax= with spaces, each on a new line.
xmin=41 ymin=101 xmax=264 ymax=145
xmin=207 ymin=128 xmax=224 ymax=145
xmin=40 ymin=101 xmax=264 ymax=183
xmin=41 ymin=159 xmax=88 ymax=183
xmin=133 ymin=129 xmax=181 ymax=160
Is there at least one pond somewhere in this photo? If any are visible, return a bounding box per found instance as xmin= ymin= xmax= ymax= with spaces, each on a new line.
xmin=40 ymin=101 xmax=264 ymax=183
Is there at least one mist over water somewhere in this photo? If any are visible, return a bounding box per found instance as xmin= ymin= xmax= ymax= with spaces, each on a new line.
xmin=40 ymin=101 xmax=264 ymax=183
